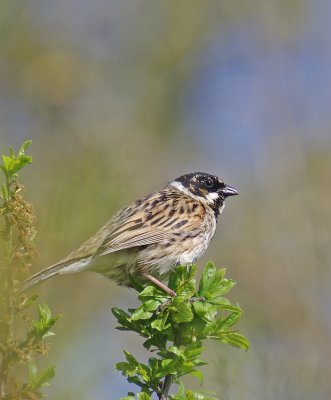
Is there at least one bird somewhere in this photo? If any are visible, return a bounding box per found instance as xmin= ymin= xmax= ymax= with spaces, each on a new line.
xmin=22 ymin=172 xmax=238 ymax=296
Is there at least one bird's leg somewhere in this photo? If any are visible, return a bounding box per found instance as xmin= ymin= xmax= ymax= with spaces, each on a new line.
xmin=143 ymin=273 xmax=176 ymax=297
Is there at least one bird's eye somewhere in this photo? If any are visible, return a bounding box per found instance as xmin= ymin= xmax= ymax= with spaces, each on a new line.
xmin=204 ymin=177 xmax=214 ymax=188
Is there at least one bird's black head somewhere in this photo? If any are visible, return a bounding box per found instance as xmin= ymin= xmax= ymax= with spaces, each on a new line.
xmin=170 ymin=172 xmax=239 ymax=217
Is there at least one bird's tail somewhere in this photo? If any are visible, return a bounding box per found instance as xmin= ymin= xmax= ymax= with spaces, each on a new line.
xmin=21 ymin=257 xmax=91 ymax=292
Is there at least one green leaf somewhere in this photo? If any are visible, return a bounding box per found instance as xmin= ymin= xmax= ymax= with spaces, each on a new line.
xmin=137 ymin=393 xmax=152 ymax=400
xmin=220 ymin=311 xmax=242 ymax=330
xmin=1 ymin=153 xmax=32 ymax=176
xmin=29 ymin=361 xmax=55 ymax=389
xmin=18 ymin=139 xmax=32 ymax=156
xmin=1 ymin=140 xmax=33 ymax=177
xmin=218 ymin=332 xmax=250 ymax=350
xmin=151 ymin=312 xmax=170 ymax=331
xmin=32 ymin=304 xmax=61 ymax=339
xmin=114 ymin=263 xmax=248 ymax=397
xmin=185 ymin=345 xmax=204 ymax=360
xmin=160 ymin=359 xmax=177 ymax=375
xmin=172 ymin=389 xmax=219 ymax=400
xmin=168 ymin=346 xmax=186 ymax=360
xmin=131 ymin=306 xmax=153 ymax=321
xmin=124 ymin=350 xmax=139 ymax=365
xmin=112 ymin=307 xmax=130 ymax=322
xmin=198 ymin=262 xmax=217 ymax=296
xmin=192 ymin=301 xmax=217 ymax=322
xmin=117 ymin=351 xmax=151 ymax=385
xmin=198 ymin=263 xmax=236 ymax=299
xmin=188 ymin=369 xmax=204 ymax=384
xmin=139 ymin=285 xmax=168 ymax=301
xmin=171 ymin=301 xmax=193 ymax=323
xmin=168 ymin=265 xmax=197 ymax=298
xmin=1 ymin=182 xmax=9 ymax=199
xmin=34 ymin=366 xmax=56 ymax=388
xmin=143 ymin=299 xmax=162 ymax=312
xmin=174 ymin=380 xmax=186 ymax=398
xmin=28 ymin=360 xmax=38 ymax=385
xmin=2 ymin=155 xmax=13 ymax=172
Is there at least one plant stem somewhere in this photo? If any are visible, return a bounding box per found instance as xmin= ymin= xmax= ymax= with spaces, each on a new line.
xmin=158 ymin=374 xmax=173 ymax=400
xmin=0 ymin=177 xmax=15 ymax=398
xmin=157 ymin=328 xmax=182 ymax=399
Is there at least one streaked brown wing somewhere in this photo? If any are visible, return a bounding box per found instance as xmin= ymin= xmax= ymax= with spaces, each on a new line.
xmin=60 ymin=206 xmax=132 ymax=261
xmin=99 ymin=191 xmax=205 ymax=255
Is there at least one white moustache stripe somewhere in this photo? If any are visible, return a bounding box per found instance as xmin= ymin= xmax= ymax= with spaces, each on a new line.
xmin=206 ymin=191 xmax=218 ymax=203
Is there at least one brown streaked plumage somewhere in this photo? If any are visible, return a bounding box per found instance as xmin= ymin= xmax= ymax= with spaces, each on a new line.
xmin=22 ymin=172 xmax=238 ymax=296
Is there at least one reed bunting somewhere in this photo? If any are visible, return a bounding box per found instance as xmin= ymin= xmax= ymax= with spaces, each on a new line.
xmin=22 ymin=172 xmax=238 ymax=296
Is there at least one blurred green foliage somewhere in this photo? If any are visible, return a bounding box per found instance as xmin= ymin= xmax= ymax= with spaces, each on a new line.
xmin=0 ymin=142 xmax=60 ymax=399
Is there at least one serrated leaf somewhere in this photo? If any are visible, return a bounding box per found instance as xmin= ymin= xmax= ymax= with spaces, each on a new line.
xmin=220 ymin=311 xmax=242 ymax=329
xmin=193 ymin=301 xmax=217 ymax=321
xmin=160 ymin=359 xmax=177 ymax=375
xmin=185 ymin=345 xmax=204 ymax=360
xmin=218 ymin=332 xmax=250 ymax=350
xmin=112 ymin=307 xmax=130 ymax=322
xmin=18 ymin=139 xmax=32 ymax=156
xmin=39 ymin=303 xmax=51 ymax=320
xmin=172 ymin=302 xmax=193 ymax=323
xmin=211 ymin=277 xmax=236 ymax=297
xmin=198 ymin=262 xmax=217 ymax=296
xmin=1 ymin=141 xmax=32 ymax=177
xmin=199 ymin=263 xmax=236 ymax=299
xmin=143 ymin=299 xmax=161 ymax=312
xmin=131 ymin=306 xmax=153 ymax=321
xmin=29 ymin=361 xmax=55 ymax=389
xmin=124 ymin=350 xmax=138 ymax=364
xmin=151 ymin=312 xmax=170 ymax=331
xmin=168 ymin=265 xmax=197 ymax=298
xmin=113 ymin=263 xmax=248 ymax=397
xmin=116 ymin=361 xmax=130 ymax=372
xmin=34 ymin=366 xmax=55 ymax=388
xmin=168 ymin=346 xmax=186 ymax=360
xmin=139 ymin=285 xmax=168 ymax=301
xmin=2 ymin=154 xmax=32 ymax=176
xmin=32 ymin=304 xmax=61 ymax=339
xmin=207 ymin=296 xmax=231 ymax=306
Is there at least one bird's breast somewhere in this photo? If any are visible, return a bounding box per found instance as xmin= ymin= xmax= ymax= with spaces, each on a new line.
xmin=179 ymin=214 xmax=217 ymax=265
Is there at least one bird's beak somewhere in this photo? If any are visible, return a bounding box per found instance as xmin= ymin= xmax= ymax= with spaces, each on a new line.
xmin=222 ymin=184 xmax=239 ymax=197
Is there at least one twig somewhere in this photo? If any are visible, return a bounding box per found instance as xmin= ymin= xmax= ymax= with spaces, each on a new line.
xmin=158 ymin=374 xmax=173 ymax=400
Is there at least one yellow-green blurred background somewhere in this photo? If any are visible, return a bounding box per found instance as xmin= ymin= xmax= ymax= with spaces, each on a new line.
xmin=1 ymin=1 xmax=331 ymax=399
